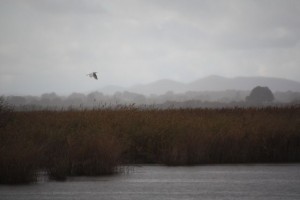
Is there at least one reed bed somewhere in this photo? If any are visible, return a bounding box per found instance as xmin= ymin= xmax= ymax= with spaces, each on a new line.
xmin=0 ymin=105 xmax=299 ymax=184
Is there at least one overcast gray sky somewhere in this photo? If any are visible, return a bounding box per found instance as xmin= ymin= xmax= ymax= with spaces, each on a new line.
xmin=1 ymin=0 xmax=300 ymax=95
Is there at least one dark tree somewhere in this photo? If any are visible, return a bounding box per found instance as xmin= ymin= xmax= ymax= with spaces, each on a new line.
xmin=7 ymin=96 xmax=26 ymax=105
xmin=246 ymin=86 xmax=274 ymax=104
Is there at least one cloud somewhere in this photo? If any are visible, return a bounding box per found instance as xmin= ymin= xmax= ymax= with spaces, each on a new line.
xmin=0 ymin=0 xmax=300 ymax=95
xmin=27 ymin=0 xmax=106 ymax=15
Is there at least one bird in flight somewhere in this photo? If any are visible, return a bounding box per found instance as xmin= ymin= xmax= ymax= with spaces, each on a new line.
xmin=87 ymin=72 xmax=98 ymax=80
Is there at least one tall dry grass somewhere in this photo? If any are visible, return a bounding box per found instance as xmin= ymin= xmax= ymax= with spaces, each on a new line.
xmin=0 ymin=105 xmax=299 ymax=184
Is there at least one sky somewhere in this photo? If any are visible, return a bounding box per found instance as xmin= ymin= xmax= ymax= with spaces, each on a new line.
xmin=0 ymin=0 xmax=300 ymax=95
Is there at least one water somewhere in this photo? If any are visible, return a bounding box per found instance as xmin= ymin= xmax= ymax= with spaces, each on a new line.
xmin=1 ymin=164 xmax=300 ymax=200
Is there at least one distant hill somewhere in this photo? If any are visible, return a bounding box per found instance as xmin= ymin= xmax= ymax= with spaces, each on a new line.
xmin=129 ymin=79 xmax=187 ymax=95
xmin=188 ymin=75 xmax=300 ymax=92
xmin=99 ymin=76 xmax=300 ymax=95
xmin=98 ymin=85 xmax=126 ymax=95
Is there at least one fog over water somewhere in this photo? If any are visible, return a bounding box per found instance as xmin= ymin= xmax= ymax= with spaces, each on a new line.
xmin=1 ymin=0 xmax=300 ymax=95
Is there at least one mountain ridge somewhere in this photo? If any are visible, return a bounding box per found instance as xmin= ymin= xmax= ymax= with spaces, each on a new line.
xmin=99 ymin=76 xmax=300 ymax=95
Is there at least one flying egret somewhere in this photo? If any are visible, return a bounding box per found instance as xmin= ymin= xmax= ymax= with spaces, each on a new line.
xmin=87 ymin=72 xmax=98 ymax=80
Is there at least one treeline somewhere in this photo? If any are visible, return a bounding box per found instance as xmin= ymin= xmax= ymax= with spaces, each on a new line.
xmin=0 ymin=101 xmax=299 ymax=184
xmin=4 ymin=89 xmax=300 ymax=110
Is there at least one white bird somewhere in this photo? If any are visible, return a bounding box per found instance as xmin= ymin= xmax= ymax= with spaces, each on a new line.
xmin=87 ymin=72 xmax=98 ymax=80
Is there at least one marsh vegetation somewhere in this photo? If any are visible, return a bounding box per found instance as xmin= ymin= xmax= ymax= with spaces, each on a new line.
xmin=0 ymin=101 xmax=299 ymax=184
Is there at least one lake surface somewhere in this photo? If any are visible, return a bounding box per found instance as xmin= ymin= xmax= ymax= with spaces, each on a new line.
xmin=1 ymin=164 xmax=300 ymax=200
